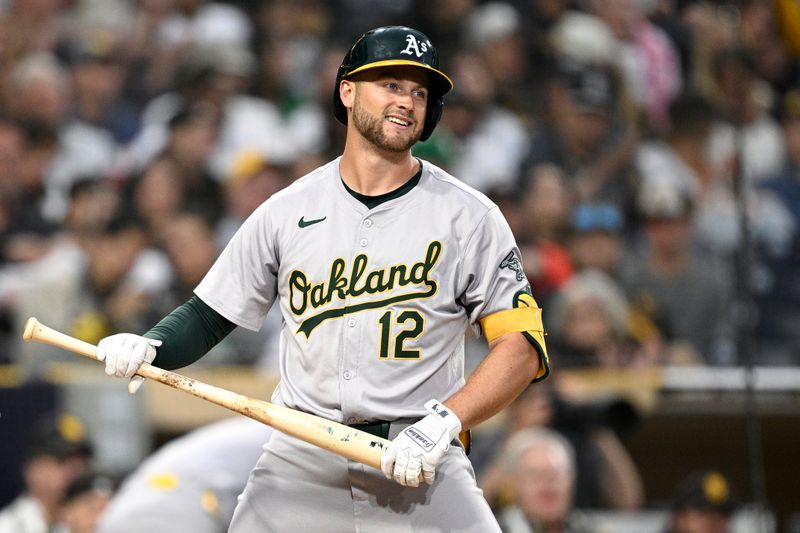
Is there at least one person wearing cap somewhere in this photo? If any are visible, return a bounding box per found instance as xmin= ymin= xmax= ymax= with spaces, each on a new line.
xmin=215 ymin=149 xmax=290 ymax=248
xmin=519 ymin=58 xmax=636 ymax=209
xmin=92 ymin=25 xmax=548 ymax=532
xmin=666 ymin=470 xmax=738 ymax=533
xmin=0 ymin=414 xmax=93 ymax=533
xmin=567 ymin=202 xmax=626 ymax=279
xmin=621 ymin=185 xmax=734 ymax=366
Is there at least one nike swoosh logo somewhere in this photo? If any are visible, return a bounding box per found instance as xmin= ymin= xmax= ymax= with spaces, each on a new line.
xmin=298 ymin=216 xmax=327 ymax=228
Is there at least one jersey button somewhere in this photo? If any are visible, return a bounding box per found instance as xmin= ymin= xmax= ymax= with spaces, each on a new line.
xmin=348 ymin=318 xmax=356 ymax=327
xmin=343 ymin=370 xmax=352 ymax=380
xmin=359 ymin=238 xmax=368 ymax=247
xmin=364 ymin=219 xmax=373 ymax=228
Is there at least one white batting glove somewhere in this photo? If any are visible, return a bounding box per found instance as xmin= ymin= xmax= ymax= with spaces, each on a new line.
xmin=381 ymin=400 xmax=461 ymax=487
xmin=96 ymin=334 xmax=161 ymax=394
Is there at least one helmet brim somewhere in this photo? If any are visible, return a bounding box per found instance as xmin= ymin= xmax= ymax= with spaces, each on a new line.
xmin=345 ymin=60 xmax=453 ymax=97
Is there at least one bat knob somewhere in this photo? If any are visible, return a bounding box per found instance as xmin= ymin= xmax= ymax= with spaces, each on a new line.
xmin=23 ymin=317 xmax=40 ymax=341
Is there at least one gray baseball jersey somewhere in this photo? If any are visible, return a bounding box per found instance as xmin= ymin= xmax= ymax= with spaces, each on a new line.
xmin=196 ymin=157 xmax=542 ymax=424
xmin=195 ymin=157 xmax=545 ymax=531
xmin=96 ymin=417 xmax=272 ymax=533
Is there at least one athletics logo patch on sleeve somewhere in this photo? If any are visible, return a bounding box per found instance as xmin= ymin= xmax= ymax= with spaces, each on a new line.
xmin=499 ymin=250 xmax=525 ymax=282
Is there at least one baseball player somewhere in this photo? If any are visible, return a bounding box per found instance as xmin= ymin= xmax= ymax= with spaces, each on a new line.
xmin=95 ymin=26 xmax=549 ymax=532
xmin=96 ymin=417 xmax=272 ymax=533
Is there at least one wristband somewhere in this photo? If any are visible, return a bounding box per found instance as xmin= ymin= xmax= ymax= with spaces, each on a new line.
xmin=424 ymin=399 xmax=462 ymax=441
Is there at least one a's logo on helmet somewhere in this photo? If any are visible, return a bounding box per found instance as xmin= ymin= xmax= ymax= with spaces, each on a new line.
xmin=400 ymin=34 xmax=429 ymax=58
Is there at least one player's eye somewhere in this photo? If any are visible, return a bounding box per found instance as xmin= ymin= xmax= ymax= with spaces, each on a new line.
xmin=413 ymin=90 xmax=427 ymax=100
xmin=384 ymin=82 xmax=399 ymax=91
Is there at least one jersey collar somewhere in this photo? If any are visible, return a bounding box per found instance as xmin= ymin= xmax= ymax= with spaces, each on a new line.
xmin=340 ymin=159 xmax=423 ymax=209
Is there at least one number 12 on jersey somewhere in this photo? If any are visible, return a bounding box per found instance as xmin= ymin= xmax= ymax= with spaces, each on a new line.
xmin=377 ymin=310 xmax=423 ymax=359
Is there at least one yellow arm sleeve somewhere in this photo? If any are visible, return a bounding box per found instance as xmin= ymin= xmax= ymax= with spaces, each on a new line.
xmin=479 ymin=293 xmax=550 ymax=382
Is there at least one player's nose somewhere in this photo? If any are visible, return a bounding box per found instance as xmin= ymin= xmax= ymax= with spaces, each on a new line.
xmin=393 ymin=91 xmax=414 ymax=111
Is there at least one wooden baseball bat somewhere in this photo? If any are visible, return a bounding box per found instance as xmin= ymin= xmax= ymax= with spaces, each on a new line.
xmin=22 ymin=317 xmax=389 ymax=470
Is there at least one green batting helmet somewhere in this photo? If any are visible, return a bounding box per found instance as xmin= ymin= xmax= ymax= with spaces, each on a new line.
xmin=333 ymin=26 xmax=454 ymax=142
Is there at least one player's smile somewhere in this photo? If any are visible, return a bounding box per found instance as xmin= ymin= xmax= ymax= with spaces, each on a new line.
xmin=386 ymin=114 xmax=413 ymax=128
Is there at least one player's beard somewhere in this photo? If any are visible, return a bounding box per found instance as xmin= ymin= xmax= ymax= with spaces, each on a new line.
xmin=352 ymin=94 xmax=421 ymax=153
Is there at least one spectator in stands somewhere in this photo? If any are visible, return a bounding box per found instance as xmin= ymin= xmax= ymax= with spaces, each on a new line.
xmin=546 ymin=269 xmax=660 ymax=368
xmin=516 ymin=164 xmax=575 ymax=307
xmin=57 ymin=474 xmax=115 ymax=533
xmin=63 ymin=179 xmax=122 ymax=246
xmin=464 ymin=2 xmax=531 ymax=115
xmin=0 ymin=175 xmax=121 ymax=362
xmin=738 ymin=0 xmax=797 ymax=99
xmin=153 ymin=211 xmax=217 ymax=308
xmin=522 ymin=0 xmax=576 ymax=72
xmin=157 ymin=102 xmax=224 ymax=226
xmin=215 ymin=150 xmax=291 ymax=248
xmin=707 ymin=45 xmax=785 ymax=186
xmin=64 ymin=32 xmax=141 ymax=144
xmin=521 ymin=59 xmax=637 ymax=209
xmin=622 ymin=185 xmax=735 ymax=366
xmin=136 ymin=0 xmax=253 ymax=99
xmin=0 ymin=414 xmax=94 ymax=533
xmin=566 ymin=202 xmax=628 ymax=279
xmin=14 ymin=209 xmax=169 ymax=375
xmin=589 ymin=0 xmax=683 ymax=133
xmin=125 ymin=157 xmax=186 ymax=236
xmin=496 ymin=428 xmax=595 ymax=533
xmin=250 ymin=1 xmax=330 ymax=153
xmin=407 ymin=0 xmax=472 ymax=62
xmin=0 ymin=120 xmax=60 ymax=264
xmin=754 ymin=89 xmax=800 ymax=363
xmin=123 ymin=41 xmax=300 ymax=181
xmin=666 ymin=470 xmax=738 ymax=533
xmin=122 ymin=101 xmax=228 ymax=231
xmin=637 ymin=89 xmax=794 ymax=293
xmin=677 ymin=1 xmax=738 ymax=97
xmin=636 ymin=91 xmax=714 ymax=205
xmin=476 ymin=382 xmax=644 ymax=513
xmin=431 ymin=51 xmax=530 ymax=194
xmin=4 ymin=52 xmax=118 ymax=223
xmin=0 ymin=116 xmax=25 ymax=199
xmin=635 ymin=90 xmax=734 ymax=266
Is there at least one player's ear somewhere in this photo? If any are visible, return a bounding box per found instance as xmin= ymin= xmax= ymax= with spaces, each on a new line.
xmin=340 ymin=79 xmax=356 ymax=112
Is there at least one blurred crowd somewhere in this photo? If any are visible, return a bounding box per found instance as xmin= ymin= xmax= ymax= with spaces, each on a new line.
xmin=0 ymin=0 xmax=798 ymax=531
xmin=1 ymin=0 xmax=799 ymax=375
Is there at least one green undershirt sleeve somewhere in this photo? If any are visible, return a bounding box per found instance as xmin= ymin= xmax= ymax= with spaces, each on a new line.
xmin=144 ymin=295 xmax=237 ymax=370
